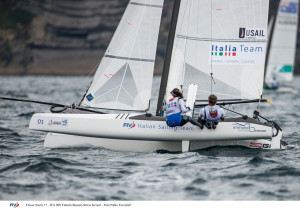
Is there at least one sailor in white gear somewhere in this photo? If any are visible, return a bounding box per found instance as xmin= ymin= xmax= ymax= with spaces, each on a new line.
xmin=198 ymin=94 xmax=225 ymax=129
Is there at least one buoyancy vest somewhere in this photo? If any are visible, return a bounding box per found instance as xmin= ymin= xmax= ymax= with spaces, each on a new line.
xmin=204 ymin=105 xmax=223 ymax=121
xmin=165 ymin=97 xmax=183 ymax=127
xmin=165 ymin=97 xmax=182 ymax=116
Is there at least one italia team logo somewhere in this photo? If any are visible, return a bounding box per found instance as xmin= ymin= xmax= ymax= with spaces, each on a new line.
xmin=211 ymin=44 xmax=237 ymax=56
xmin=210 ymin=41 xmax=265 ymax=65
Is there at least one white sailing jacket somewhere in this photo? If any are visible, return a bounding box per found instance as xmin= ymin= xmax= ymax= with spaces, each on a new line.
xmin=164 ymin=97 xmax=188 ymax=116
xmin=199 ymin=105 xmax=225 ymax=121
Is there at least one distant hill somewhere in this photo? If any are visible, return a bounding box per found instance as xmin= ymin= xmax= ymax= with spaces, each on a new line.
xmin=0 ymin=0 xmax=299 ymax=75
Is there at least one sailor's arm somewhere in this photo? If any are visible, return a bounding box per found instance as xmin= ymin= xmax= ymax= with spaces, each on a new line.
xmin=198 ymin=108 xmax=204 ymax=119
xmin=178 ymin=99 xmax=188 ymax=113
xmin=220 ymin=108 xmax=225 ymax=120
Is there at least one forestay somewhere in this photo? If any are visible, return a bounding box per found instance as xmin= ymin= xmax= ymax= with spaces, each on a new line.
xmin=164 ymin=0 xmax=269 ymax=102
xmin=265 ymin=0 xmax=299 ymax=84
xmin=81 ymin=0 xmax=164 ymax=111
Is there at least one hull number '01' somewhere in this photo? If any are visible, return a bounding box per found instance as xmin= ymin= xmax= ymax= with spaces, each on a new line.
xmin=37 ymin=119 xmax=44 ymax=124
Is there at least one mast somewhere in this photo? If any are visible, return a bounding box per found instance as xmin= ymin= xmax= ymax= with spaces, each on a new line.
xmin=264 ymin=0 xmax=281 ymax=83
xmin=156 ymin=0 xmax=181 ymax=116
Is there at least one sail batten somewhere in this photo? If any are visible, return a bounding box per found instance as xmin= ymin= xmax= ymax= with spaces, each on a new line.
xmin=176 ymin=35 xmax=267 ymax=42
xmin=130 ymin=2 xmax=163 ymax=8
xmin=104 ymin=55 xmax=155 ymax=62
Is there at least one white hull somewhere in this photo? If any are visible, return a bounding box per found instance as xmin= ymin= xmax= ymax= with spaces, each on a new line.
xmin=29 ymin=113 xmax=284 ymax=152
xmin=44 ymin=129 xmax=283 ymax=152
xmin=30 ymin=113 xmax=273 ymax=141
xmin=44 ymin=133 xmax=182 ymax=152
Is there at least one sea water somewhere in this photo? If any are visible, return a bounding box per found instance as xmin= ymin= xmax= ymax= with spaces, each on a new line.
xmin=0 ymin=75 xmax=300 ymax=200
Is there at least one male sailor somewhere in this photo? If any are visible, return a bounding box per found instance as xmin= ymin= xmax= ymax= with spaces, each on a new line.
xmin=163 ymin=88 xmax=203 ymax=128
xmin=198 ymin=94 xmax=225 ymax=129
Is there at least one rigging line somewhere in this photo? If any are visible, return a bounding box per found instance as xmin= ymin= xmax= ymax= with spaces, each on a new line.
xmin=223 ymin=104 xmax=234 ymax=117
xmin=140 ymin=2 xmax=154 ymax=111
xmin=166 ymin=0 xmax=187 ymax=91
xmin=147 ymin=1 xmax=152 ymax=110
xmin=79 ymin=59 xmax=101 ymax=105
xmin=177 ymin=1 xmax=188 ymax=91
xmin=210 ymin=0 xmax=213 ymax=94
xmin=0 ymin=96 xmax=68 ymax=107
xmin=87 ymin=59 xmax=101 ymax=79
xmin=137 ymin=2 xmax=145 ymax=110
xmin=173 ymin=0 xmax=188 ymax=83
xmin=222 ymin=106 xmax=247 ymax=117
xmin=181 ymin=0 xmax=192 ymax=88
xmin=196 ymin=0 xmax=200 ymax=86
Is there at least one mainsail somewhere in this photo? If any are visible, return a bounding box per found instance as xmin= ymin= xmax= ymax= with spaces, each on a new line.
xmin=265 ymin=0 xmax=299 ymax=85
xmin=81 ymin=0 xmax=164 ymax=111
xmin=161 ymin=0 xmax=269 ymax=106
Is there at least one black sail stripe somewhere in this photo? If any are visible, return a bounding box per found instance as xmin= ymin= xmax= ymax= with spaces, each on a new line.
xmin=105 ymin=55 xmax=155 ymax=62
xmin=176 ymin=34 xmax=267 ymax=43
xmin=130 ymin=2 xmax=162 ymax=8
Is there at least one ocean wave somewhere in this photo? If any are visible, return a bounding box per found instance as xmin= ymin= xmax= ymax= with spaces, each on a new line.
xmin=24 ymin=162 xmax=62 ymax=173
xmin=0 ymin=162 xmax=31 ymax=174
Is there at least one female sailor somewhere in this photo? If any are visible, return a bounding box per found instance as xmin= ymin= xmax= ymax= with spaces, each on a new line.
xmin=163 ymin=88 xmax=203 ymax=128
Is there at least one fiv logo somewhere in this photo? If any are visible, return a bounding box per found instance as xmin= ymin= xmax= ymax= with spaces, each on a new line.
xmin=123 ymin=122 xmax=135 ymax=129
xmin=10 ymin=202 xmax=19 ymax=208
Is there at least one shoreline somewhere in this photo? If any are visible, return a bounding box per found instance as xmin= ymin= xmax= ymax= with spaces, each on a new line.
xmin=0 ymin=59 xmax=164 ymax=76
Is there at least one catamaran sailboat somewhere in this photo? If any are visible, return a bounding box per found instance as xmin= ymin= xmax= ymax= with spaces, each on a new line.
xmin=264 ymin=0 xmax=299 ymax=93
xmin=28 ymin=0 xmax=285 ymax=152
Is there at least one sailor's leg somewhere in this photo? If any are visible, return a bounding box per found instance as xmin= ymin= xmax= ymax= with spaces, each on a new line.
xmin=189 ymin=117 xmax=204 ymax=129
xmin=198 ymin=118 xmax=206 ymax=126
xmin=212 ymin=121 xmax=219 ymax=129
xmin=182 ymin=116 xmax=203 ymax=129
xmin=204 ymin=121 xmax=212 ymax=129
xmin=180 ymin=115 xmax=189 ymax=126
